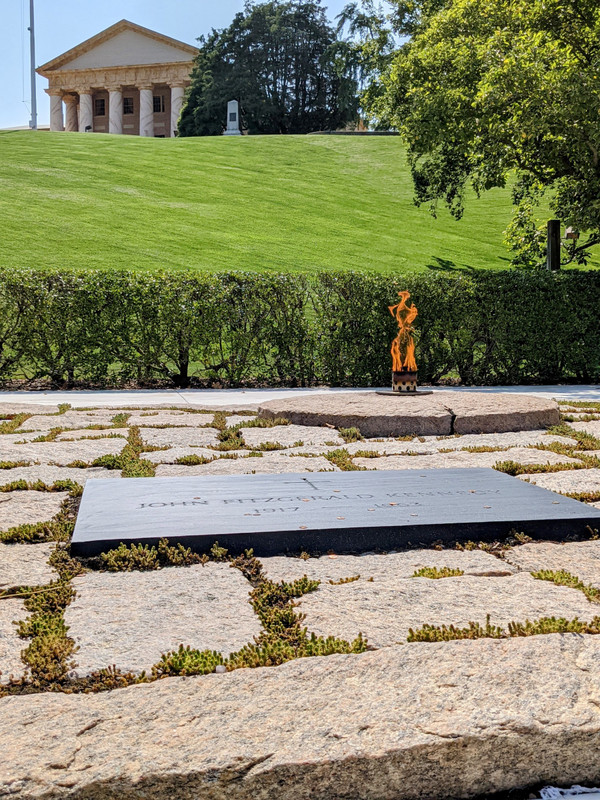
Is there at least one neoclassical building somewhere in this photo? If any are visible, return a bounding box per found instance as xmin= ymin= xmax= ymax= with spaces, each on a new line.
xmin=37 ymin=20 xmax=198 ymax=137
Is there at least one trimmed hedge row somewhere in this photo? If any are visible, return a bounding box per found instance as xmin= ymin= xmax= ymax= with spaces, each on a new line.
xmin=1 ymin=269 xmax=599 ymax=387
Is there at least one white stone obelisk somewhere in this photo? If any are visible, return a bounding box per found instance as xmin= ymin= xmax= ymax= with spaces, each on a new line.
xmin=223 ymin=99 xmax=241 ymax=135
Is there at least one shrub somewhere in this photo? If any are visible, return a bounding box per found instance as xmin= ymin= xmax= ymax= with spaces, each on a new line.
xmin=2 ymin=269 xmax=600 ymax=387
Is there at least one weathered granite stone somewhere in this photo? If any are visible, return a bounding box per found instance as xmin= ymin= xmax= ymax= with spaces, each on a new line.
xmin=155 ymin=454 xmax=337 ymax=477
xmin=242 ymin=425 xmax=344 ymax=448
xmin=3 ymin=635 xmax=600 ymax=798
xmin=520 ymin=468 xmax=600 ymax=495
xmin=0 ymin=403 xmax=60 ymax=416
xmin=0 ymin=491 xmax=69 ymax=532
xmin=143 ymin=447 xmax=217 ymax=465
xmin=258 ymin=392 xmax=452 ymax=437
xmin=139 ymin=428 xmax=219 ymax=448
xmin=452 ymin=393 xmax=560 ymax=434
xmin=354 ymin=446 xmax=581 ymax=471
xmin=572 ymin=420 xmax=600 ymax=438
xmin=227 ymin=414 xmax=258 ymax=427
xmin=258 ymin=391 xmax=559 ymax=437
xmin=56 ymin=429 xmax=128 ymax=441
xmin=504 ymin=541 xmax=600 ymax=588
xmin=261 ymin=549 xmax=516 ymax=584
xmin=0 ymin=439 xmax=124 ymax=466
xmin=0 ymin=543 xmax=56 ymax=589
xmin=15 ymin=410 xmax=118 ymax=432
xmin=125 ymin=411 xmax=212 ymax=428
xmin=296 ymin=572 xmax=595 ymax=648
xmin=0 ymin=466 xmax=121 ymax=487
xmin=65 ymin=564 xmax=261 ymax=676
xmin=0 ymin=598 xmax=26 ymax=683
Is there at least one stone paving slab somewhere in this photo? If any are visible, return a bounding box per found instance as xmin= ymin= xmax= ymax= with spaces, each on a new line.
xmin=0 ymin=598 xmax=26 ymax=684
xmin=296 ymin=572 xmax=595 ymax=648
xmin=0 ymin=466 xmax=121 ymax=487
xmin=241 ymin=425 xmax=344 ymax=448
xmin=16 ymin=410 xmax=119 ymax=432
xmin=3 ymin=635 xmax=600 ymax=799
xmin=261 ymin=549 xmax=517 ymax=584
xmin=55 ymin=429 xmax=129 ymax=441
xmin=0 ymin=491 xmax=69 ymax=532
xmin=572 ymin=420 xmax=600 ymax=438
xmin=520 ymin=468 xmax=600 ymax=495
xmin=156 ymin=454 xmax=338 ymax=477
xmin=125 ymin=411 xmax=213 ymax=427
xmin=0 ymin=403 xmax=60 ymax=416
xmin=139 ymin=427 xmax=219 ymax=448
xmin=504 ymin=541 xmax=600 ymax=588
xmin=143 ymin=446 xmax=217 ymax=465
xmin=354 ymin=446 xmax=582 ymax=471
xmin=0 ymin=543 xmax=56 ymax=589
xmin=65 ymin=564 xmax=262 ymax=677
xmin=0 ymin=439 xmax=125 ymax=466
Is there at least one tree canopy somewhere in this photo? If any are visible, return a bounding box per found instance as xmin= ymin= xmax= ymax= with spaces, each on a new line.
xmin=350 ymin=0 xmax=600 ymax=266
xmin=179 ymin=0 xmax=359 ymax=137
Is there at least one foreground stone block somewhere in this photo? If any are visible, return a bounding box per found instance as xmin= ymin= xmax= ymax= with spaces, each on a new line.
xmin=296 ymin=572 xmax=594 ymax=648
xmin=2 ymin=635 xmax=600 ymax=798
xmin=353 ymin=446 xmax=581 ymax=471
xmin=0 ymin=491 xmax=69 ymax=533
xmin=0 ymin=440 xmax=124 ymax=466
xmin=452 ymin=393 xmax=560 ymax=434
xmin=65 ymin=564 xmax=261 ymax=676
xmin=0 ymin=466 xmax=121 ymax=487
xmin=0 ymin=544 xmax=56 ymax=590
xmin=0 ymin=598 xmax=25 ymax=684
xmin=505 ymin=541 xmax=600 ymax=588
xmin=261 ymin=548 xmax=516 ymax=584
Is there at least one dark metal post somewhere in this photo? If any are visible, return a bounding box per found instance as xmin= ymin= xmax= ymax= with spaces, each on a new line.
xmin=547 ymin=219 xmax=561 ymax=271
xmin=29 ymin=0 xmax=37 ymax=130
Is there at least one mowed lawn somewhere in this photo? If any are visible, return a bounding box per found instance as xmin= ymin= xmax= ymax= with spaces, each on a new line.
xmin=1 ymin=129 xmax=585 ymax=273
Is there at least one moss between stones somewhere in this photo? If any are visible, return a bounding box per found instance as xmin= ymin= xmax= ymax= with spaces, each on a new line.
xmin=0 ymin=413 xmax=32 ymax=435
xmin=408 ymin=614 xmax=600 ymax=642
xmin=412 ymin=566 xmax=465 ymax=579
xmin=338 ymin=427 xmax=364 ymax=443
xmin=92 ymin=426 xmax=156 ymax=477
xmin=531 ymin=569 xmax=600 ymax=603
xmin=492 ymin=460 xmax=586 ymax=477
xmin=325 ymin=448 xmax=365 ymax=471
xmin=0 ymin=483 xmax=82 ymax=544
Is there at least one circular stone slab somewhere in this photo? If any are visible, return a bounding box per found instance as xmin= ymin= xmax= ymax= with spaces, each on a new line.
xmin=257 ymin=391 xmax=559 ymax=437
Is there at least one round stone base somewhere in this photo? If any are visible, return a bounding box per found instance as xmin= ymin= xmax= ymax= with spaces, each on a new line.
xmin=375 ymin=390 xmax=434 ymax=397
xmin=258 ymin=391 xmax=560 ymax=438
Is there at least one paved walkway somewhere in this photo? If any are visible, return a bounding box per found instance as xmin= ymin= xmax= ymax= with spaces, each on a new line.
xmin=1 ymin=384 xmax=599 ymax=407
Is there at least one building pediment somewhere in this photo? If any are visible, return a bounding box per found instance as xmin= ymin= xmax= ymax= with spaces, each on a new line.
xmin=37 ymin=20 xmax=198 ymax=76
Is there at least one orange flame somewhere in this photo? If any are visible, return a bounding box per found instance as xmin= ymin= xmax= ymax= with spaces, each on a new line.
xmin=389 ymin=291 xmax=418 ymax=372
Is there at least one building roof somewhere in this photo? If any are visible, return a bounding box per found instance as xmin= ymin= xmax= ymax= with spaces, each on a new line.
xmin=37 ymin=19 xmax=198 ymax=76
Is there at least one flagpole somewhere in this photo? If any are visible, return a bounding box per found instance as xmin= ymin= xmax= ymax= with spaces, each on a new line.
xmin=29 ymin=0 xmax=37 ymax=129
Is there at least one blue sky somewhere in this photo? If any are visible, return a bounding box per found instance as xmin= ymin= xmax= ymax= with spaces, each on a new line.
xmin=2 ymin=0 xmax=350 ymax=129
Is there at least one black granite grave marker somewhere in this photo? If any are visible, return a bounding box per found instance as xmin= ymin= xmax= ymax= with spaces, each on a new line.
xmin=71 ymin=469 xmax=600 ymax=557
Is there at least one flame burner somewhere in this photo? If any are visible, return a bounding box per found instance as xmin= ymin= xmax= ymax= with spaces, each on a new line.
xmin=392 ymin=369 xmax=418 ymax=393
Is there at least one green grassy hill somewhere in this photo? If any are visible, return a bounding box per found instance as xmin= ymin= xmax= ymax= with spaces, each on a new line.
xmin=1 ymin=130 xmax=590 ymax=273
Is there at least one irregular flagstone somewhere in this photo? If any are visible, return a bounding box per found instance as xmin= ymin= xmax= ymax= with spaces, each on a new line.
xmin=155 ymin=453 xmax=338 ymax=477
xmin=261 ymin=549 xmax=516 ymax=585
xmin=0 ymin=543 xmax=57 ymax=589
xmin=0 ymin=491 xmax=69 ymax=532
xmin=139 ymin=427 xmax=219 ymax=448
xmin=520 ymin=469 xmax=600 ymax=496
xmin=296 ymin=572 xmax=595 ymax=648
xmin=125 ymin=411 xmax=213 ymax=427
xmin=0 ymin=598 xmax=26 ymax=684
xmin=452 ymin=393 xmax=559 ymax=434
xmin=15 ymin=410 xmax=119 ymax=432
xmin=0 ymin=466 xmax=121 ymax=487
xmin=55 ymin=429 xmax=129 ymax=441
xmin=353 ymin=446 xmax=582 ymax=472
xmin=227 ymin=414 xmax=258 ymax=427
xmin=242 ymin=425 xmax=344 ymax=448
xmin=3 ymin=635 xmax=600 ymax=798
xmin=0 ymin=439 xmax=124 ymax=466
xmin=504 ymin=541 xmax=600 ymax=589
xmin=572 ymin=420 xmax=600 ymax=438
xmin=65 ymin=564 xmax=261 ymax=677
xmin=0 ymin=403 xmax=60 ymax=416
xmin=143 ymin=446 xmax=217 ymax=465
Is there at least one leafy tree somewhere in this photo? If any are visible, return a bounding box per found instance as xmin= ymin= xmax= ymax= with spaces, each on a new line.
xmin=179 ymin=0 xmax=359 ymax=136
xmin=353 ymin=0 xmax=600 ymax=267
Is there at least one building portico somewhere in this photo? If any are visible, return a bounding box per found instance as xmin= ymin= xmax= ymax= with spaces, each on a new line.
xmin=38 ymin=20 xmax=197 ymax=137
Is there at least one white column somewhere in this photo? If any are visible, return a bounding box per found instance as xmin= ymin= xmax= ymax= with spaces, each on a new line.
xmin=46 ymin=90 xmax=64 ymax=131
xmin=170 ymin=84 xmax=185 ymax=137
xmin=108 ymin=87 xmax=123 ymax=135
xmin=139 ymin=86 xmax=154 ymax=137
xmin=63 ymin=95 xmax=78 ymax=132
xmin=79 ymin=90 xmax=93 ymax=132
